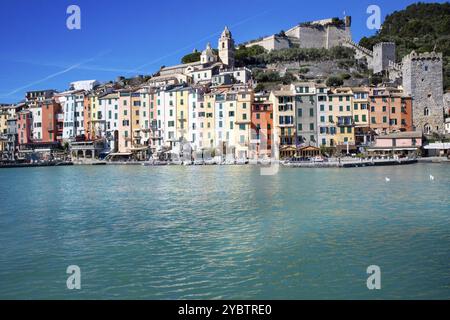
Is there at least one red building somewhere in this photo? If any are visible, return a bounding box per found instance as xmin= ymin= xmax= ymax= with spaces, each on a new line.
xmin=17 ymin=110 xmax=32 ymax=145
xmin=251 ymin=93 xmax=273 ymax=158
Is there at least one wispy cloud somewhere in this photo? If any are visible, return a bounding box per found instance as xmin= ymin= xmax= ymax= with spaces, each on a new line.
xmin=0 ymin=50 xmax=111 ymax=98
xmin=130 ymin=9 xmax=272 ymax=73
xmin=4 ymin=58 xmax=137 ymax=75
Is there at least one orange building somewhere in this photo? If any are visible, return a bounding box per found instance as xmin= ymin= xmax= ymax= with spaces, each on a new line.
xmin=41 ymin=99 xmax=63 ymax=143
xmin=369 ymin=87 xmax=413 ymax=134
xmin=251 ymin=93 xmax=273 ymax=158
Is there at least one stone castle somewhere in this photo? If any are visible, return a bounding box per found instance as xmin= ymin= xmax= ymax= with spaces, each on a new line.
xmin=244 ymin=16 xmax=352 ymax=51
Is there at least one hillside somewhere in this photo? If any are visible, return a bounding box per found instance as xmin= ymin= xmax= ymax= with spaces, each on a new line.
xmin=359 ymin=2 xmax=450 ymax=89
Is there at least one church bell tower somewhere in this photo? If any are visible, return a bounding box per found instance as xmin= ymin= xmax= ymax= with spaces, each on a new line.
xmin=218 ymin=26 xmax=235 ymax=68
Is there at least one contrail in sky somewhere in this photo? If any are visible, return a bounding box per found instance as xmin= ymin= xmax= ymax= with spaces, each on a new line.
xmin=1 ymin=51 xmax=111 ymax=97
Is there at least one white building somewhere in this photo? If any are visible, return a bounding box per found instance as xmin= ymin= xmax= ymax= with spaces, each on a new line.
xmin=70 ymin=80 xmax=99 ymax=91
xmin=30 ymin=106 xmax=42 ymax=141
xmin=98 ymin=92 xmax=120 ymax=151
xmin=62 ymin=90 xmax=85 ymax=140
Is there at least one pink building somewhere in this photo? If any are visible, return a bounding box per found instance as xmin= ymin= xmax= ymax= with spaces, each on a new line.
xmin=368 ymin=131 xmax=423 ymax=157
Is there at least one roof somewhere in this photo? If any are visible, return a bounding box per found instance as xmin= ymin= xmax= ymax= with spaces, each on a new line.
xmin=99 ymin=93 xmax=119 ymax=100
xmin=424 ymin=143 xmax=450 ymax=150
xmin=376 ymin=131 xmax=423 ymax=139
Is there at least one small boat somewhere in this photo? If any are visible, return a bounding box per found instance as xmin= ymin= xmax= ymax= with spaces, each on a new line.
xmin=204 ymin=158 xmax=215 ymax=165
xmin=224 ymin=158 xmax=235 ymax=165
xmin=235 ymin=158 xmax=248 ymax=165
xmin=193 ymin=159 xmax=205 ymax=165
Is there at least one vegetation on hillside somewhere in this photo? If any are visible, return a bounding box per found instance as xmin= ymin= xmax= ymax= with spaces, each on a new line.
xmin=235 ymin=45 xmax=356 ymax=67
xmin=359 ymin=2 xmax=450 ymax=89
xmin=181 ymin=51 xmax=201 ymax=64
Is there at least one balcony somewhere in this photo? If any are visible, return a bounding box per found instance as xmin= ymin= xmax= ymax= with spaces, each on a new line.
xmin=337 ymin=117 xmax=354 ymax=127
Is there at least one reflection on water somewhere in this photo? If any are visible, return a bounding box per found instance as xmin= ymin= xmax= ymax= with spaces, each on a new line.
xmin=0 ymin=164 xmax=449 ymax=299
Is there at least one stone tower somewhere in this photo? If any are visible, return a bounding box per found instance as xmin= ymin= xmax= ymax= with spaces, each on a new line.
xmin=373 ymin=42 xmax=396 ymax=74
xmin=402 ymin=51 xmax=444 ymax=135
xmin=218 ymin=26 xmax=235 ymax=68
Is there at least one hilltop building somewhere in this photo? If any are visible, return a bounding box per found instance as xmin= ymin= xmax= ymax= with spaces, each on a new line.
xmin=245 ymin=16 xmax=352 ymax=52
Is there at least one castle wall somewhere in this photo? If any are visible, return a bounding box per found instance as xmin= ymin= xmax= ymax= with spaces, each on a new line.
xmin=246 ymin=35 xmax=290 ymax=51
xmin=325 ymin=26 xmax=352 ymax=49
xmin=373 ymin=43 xmax=396 ymax=74
xmin=297 ymin=27 xmax=327 ymax=48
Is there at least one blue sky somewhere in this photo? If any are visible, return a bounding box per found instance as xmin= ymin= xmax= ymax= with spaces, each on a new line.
xmin=0 ymin=0 xmax=444 ymax=102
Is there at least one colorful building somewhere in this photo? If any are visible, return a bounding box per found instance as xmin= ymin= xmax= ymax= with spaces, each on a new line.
xmin=251 ymin=92 xmax=273 ymax=158
xmin=293 ymin=82 xmax=317 ymax=148
xmin=270 ymin=87 xmax=296 ymax=159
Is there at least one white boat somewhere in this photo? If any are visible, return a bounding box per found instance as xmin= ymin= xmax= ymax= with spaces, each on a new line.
xmin=193 ymin=159 xmax=205 ymax=165
xmin=248 ymin=159 xmax=258 ymax=165
xmin=204 ymin=158 xmax=215 ymax=165
xmin=260 ymin=158 xmax=272 ymax=165
xmin=235 ymin=158 xmax=248 ymax=165
xmin=224 ymin=158 xmax=235 ymax=165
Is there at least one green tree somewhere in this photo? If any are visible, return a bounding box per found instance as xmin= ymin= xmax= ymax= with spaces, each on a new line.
xmin=181 ymin=52 xmax=201 ymax=64
xmin=326 ymin=76 xmax=344 ymax=87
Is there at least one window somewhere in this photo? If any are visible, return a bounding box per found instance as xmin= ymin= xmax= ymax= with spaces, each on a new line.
xmin=424 ymin=107 xmax=430 ymax=116
xmin=297 ymin=108 xmax=302 ymax=117
xmin=383 ymin=116 xmax=387 ymax=123
xmin=309 ymin=108 xmax=314 ymax=117
xmin=256 ymin=114 xmax=260 ymax=119
xmin=371 ymin=117 xmax=376 ymax=124
xmin=298 ymin=124 xmax=302 ymax=131
xmin=309 ymin=123 xmax=314 ymax=130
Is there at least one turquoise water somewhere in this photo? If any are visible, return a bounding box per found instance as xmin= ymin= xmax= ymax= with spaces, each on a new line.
xmin=0 ymin=164 xmax=449 ymax=299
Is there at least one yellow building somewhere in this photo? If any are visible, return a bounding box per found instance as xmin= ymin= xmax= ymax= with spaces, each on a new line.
xmin=234 ymin=87 xmax=253 ymax=159
xmin=0 ymin=108 xmax=8 ymax=152
xmin=351 ymin=87 xmax=370 ymax=146
xmin=118 ymin=91 xmax=132 ymax=153
xmin=269 ymin=86 xmax=296 ymax=159
xmin=201 ymin=92 xmax=216 ymax=150
xmin=329 ymin=87 xmax=355 ymax=151
xmin=87 ymin=94 xmax=98 ymax=139
xmin=176 ymin=88 xmax=190 ymax=142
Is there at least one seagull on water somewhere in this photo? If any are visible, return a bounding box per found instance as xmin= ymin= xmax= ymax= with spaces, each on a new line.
xmin=385 ymin=177 xmax=390 ymax=182
xmin=430 ymin=175 xmax=435 ymax=181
